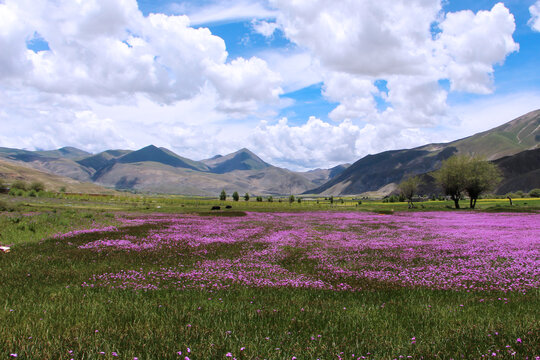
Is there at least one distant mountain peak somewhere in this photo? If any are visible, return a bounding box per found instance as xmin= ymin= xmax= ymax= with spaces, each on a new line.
xmin=202 ymin=148 xmax=270 ymax=174
xmin=116 ymin=145 xmax=209 ymax=171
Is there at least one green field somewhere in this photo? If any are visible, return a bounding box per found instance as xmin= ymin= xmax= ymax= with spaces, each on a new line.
xmin=0 ymin=194 xmax=539 ymax=359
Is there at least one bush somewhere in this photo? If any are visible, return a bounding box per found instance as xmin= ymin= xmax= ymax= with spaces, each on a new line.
xmin=267 ymin=196 xmax=273 ymax=203
xmin=529 ymin=189 xmax=540 ymax=198
xmin=29 ymin=181 xmax=45 ymax=192
xmin=28 ymin=190 xmax=38 ymax=197
xmin=256 ymin=196 xmax=263 ymax=202
xmin=11 ymin=180 xmax=28 ymax=191
xmin=232 ymin=191 xmax=239 ymax=201
xmin=0 ymin=200 xmax=10 ymax=211
xmin=9 ymin=188 xmax=24 ymax=197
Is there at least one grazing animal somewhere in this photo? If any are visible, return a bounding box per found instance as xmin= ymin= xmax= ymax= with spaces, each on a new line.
xmin=225 ymin=205 xmax=232 ymax=209
xmin=211 ymin=206 xmax=221 ymax=211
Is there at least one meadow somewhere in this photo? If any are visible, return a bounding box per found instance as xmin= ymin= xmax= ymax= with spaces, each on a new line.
xmin=0 ymin=194 xmax=539 ymax=359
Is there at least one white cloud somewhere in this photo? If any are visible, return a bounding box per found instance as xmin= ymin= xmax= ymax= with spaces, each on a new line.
xmin=0 ymin=3 xmax=32 ymax=78
xmin=252 ymin=19 xmax=279 ymax=37
xmin=437 ymin=3 xmax=519 ymax=93
xmin=246 ymin=117 xmax=435 ymax=170
xmin=271 ymin=0 xmax=442 ymax=77
xmin=179 ymin=0 xmax=278 ymax=25
xmin=259 ymin=50 xmax=322 ymax=93
xmin=530 ymin=1 xmax=540 ymax=31
xmin=0 ymin=0 xmax=282 ymax=113
xmin=322 ymin=72 xmax=378 ymax=121
xmin=270 ymin=0 xmax=519 ymax=124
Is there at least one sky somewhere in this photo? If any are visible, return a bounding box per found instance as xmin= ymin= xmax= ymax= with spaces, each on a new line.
xmin=0 ymin=0 xmax=539 ymax=170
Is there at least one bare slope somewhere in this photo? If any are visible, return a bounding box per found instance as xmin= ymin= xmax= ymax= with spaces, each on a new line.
xmin=0 ymin=158 xmax=117 ymax=194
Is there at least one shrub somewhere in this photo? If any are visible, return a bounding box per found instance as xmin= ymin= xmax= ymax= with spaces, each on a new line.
xmin=267 ymin=196 xmax=273 ymax=202
xmin=11 ymin=180 xmax=28 ymax=191
xmin=256 ymin=196 xmax=263 ymax=202
xmin=529 ymin=189 xmax=540 ymax=198
xmin=219 ymin=189 xmax=227 ymax=201
xmin=29 ymin=181 xmax=45 ymax=192
xmin=232 ymin=191 xmax=239 ymax=201
xmin=289 ymin=195 xmax=295 ymax=204
xmin=28 ymin=190 xmax=37 ymax=197
xmin=244 ymin=193 xmax=250 ymax=201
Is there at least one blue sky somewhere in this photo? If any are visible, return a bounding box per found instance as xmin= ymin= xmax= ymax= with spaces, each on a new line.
xmin=2 ymin=0 xmax=540 ymax=170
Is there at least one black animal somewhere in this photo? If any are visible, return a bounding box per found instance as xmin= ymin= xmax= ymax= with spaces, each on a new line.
xmin=211 ymin=206 xmax=221 ymax=211
xmin=225 ymin=205 xmax=232 ymax=209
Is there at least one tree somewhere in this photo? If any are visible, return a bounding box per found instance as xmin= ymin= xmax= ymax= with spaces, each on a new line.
xmin=462 ymin=158 xmax=501 ymax=209
xmin=297 ymin=197 xmax=302 ymax=204
xmin=232 ymin=191 xmax=239 ymax=201
xmin=267 ymin=196 xmax=273 ymax=202
xmin=433 ymin=155 xmax=469 ymax=209
xmin=244 ymin=193 xmax=250 ymax=201
xmin=329 ymin=196 xmax=334 ymax=204
xmin=289 ymin=195 xmax=295 ymax=204
xmin=219 ymin=189 xmax=227 ymax=201
xmin=256 ymin=196 xmax=263 ymax=202
xmin=434 ymin=155 xmax=501 ymax=209
xmin=399 ymin=176 xmax=421 ymax=209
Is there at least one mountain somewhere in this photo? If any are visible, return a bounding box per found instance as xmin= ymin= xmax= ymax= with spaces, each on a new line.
xmin=76 ymin=150 xmax=132 ymax=171
xmin=300 ymin=164 xmax=351 ymax=187
xmin=493 ymin=148 xmax=540 ymax=194
xmin=0 ymin=147 xmax=94 ymax=182
xmin=307 ymin=109 xmax=540 ymax=196
xmin=35 ymin=146 xmax=91 ymax=160
xmin=116 ymin=145 xmax=209 ymax=172
xmin=202 ymin=148 xmax=270 ymax=173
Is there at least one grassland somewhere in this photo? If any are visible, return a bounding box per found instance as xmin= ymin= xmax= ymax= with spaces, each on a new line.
xmin=0 ymin=193 xmax=538 ymax=359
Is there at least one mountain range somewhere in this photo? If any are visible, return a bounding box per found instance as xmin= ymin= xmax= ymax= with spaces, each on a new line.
xmin=0 ymin=145 xmax=350 ymax=195
xmin=0 ymin=109 xmax=538 ymax=196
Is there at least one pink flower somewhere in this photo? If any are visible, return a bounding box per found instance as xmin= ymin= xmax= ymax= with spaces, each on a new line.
xmin=516 ymin=338 xmax=522 ymax=343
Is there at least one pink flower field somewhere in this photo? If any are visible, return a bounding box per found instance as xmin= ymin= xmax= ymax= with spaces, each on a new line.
xmin=77 ymin=211 xmax=540 ymax=293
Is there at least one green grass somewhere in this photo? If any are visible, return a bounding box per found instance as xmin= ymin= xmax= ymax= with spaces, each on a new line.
xmin=0 ymin=194 xmax=539 ymax=359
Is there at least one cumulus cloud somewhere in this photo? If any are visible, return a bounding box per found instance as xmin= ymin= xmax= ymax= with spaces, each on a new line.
xmin=246 ymin=117 xmax=435 ymax=170
xmin=0 ymin=0 xmax=282 ymax=112
xmin=322 ymin=72 xmax=378 ymax=121
xmin=271 ymin=0 xmax=442 ymax=77
xmin=530 ymin=1 xmax=540 ymax=31
xmin=437 ymin=3 xmax=519 ymax=93
xmin=270 ymin=0 xmax=519 ymax=123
